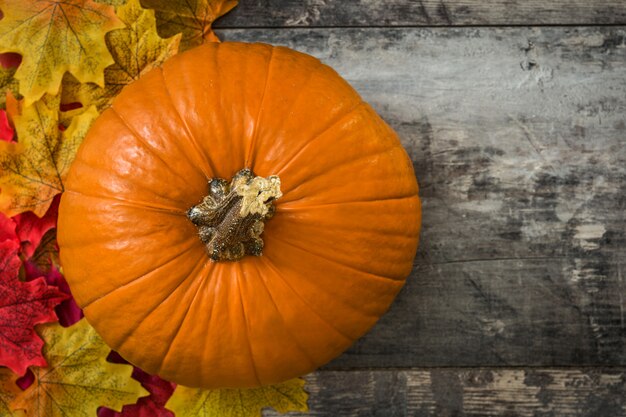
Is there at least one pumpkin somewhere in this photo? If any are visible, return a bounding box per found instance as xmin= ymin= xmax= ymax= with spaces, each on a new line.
xmin=57 ymin=42 xmax=421 ymax=389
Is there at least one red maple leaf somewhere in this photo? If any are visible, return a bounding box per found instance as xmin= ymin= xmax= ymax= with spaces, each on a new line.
xmin=0 ymin=110 xmax=14 ymax=142
xmin=14 ymin=195 xmax=59 ymax=259
xmin=0 ymin=213 xmax=17 ymax=243
xmin=41 ymin=266 xmax=83 ymax=327
xmin=0 ymin=239 xmax=68 ymax=375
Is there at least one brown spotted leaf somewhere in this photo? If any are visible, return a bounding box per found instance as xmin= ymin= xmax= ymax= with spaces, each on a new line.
xmin=140 ymin=0 xmax=237 ymax=50
xmin=0 ymin=96 xmax=99 ymax=216
xmin=0 ymin=0 xmax=124 ymax=105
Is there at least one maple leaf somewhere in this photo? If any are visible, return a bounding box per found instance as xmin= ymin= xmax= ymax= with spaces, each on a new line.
xmin=0 ymin=368 xmax=23 ymax=417
xmin=0 ymin=211 xmax=16 ymax=242
xmin=165 ymin=378 xmax=309 ymax=417
xmin=21 ymin=235 xmax=82 ymax=328
xmin=0 ymin=52 xmax=21 ymax=110
xmin=0 ymin=96 xmax=99 ymax=217
xmin=16 ymin=195 xmax=61 ymax=278
xmin=0 ymin=239 xmax=68 ymax=375
xmin=11 ymin=319 xmax=149 ymax=417
xmin=41 ymin=266 xmax=83 ymax=327
xmin=99 ymin=364 xmax=175 ymax=417
xmin=0 ymin=68 xmax=19 ymax=109
xmin=0 ymin=109 xmax=14 ymax=141
xmin=140 ymin=0 xmax=237 ymax=51
xmin=12 ymin=195 xmax=82 ymax=326
xmin=14 ymin=194 xmax=59 ymax=258
xmin=23 ymin=228 xmax=60 ymax=277
xmin=62 ymin=0 xmax=181 ymax=112
xmin=0 ymin=0 xmax=124 ymax=105
xmin=4 ymin=91 xmax=20 ymax=121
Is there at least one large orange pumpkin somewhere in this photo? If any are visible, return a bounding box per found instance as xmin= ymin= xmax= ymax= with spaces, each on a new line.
xmin=58 ymin=42 xmax=421 ymax=388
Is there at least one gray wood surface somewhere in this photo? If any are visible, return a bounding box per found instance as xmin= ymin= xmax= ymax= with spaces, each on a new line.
xmin=215 ymin=27 xmax=626 ymax=368
xmin=264 ymin=369 xmax=626 ymax=417
xmin=215 ymin=1 xmax=626 ymax=27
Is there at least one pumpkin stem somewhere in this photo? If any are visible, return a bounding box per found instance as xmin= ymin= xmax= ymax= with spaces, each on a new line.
xmin=187 ymin=168 xmax=282 ymax=262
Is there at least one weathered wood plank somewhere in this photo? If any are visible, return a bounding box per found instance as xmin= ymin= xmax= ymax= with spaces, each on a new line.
xmin=216 ymin=27 xmax=626 ymax=367
xmin=215 ymin=1 xmax=626 ymax=27
xmin=264 ymin=369 xmax=626 ymax=417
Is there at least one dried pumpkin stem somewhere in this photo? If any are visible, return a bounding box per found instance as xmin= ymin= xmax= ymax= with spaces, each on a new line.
xmin=187 ymin=168 xmax=282 ymax=262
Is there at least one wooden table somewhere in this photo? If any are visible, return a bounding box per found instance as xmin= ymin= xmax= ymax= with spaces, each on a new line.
xmin=215 ymin=2 xmax=626 ymax=415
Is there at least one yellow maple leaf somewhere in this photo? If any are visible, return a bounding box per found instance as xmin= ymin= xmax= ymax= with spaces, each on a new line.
xmin=0 ymin=96 xmax=99 ymax=217
xmin=0 ymin=66 xmax=19 ymax=108
xmin=140 ymin=0 xmax=237 ymax=50
xmin=165 ymin=378 xmax=309 ymax=417
xmin=0 ymin=0 xmax=124 ymax=105
xmin=11 ymin=320 xmax=148 ymax=417
xmin=0 ymin=368 xmax=24 ymax=417
xmin=62 ymin=0 xmax=181 ymax=111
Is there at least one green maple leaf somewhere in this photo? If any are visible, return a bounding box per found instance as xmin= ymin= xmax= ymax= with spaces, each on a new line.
xmin=11 ymin=320 xmax=148 ymax=417
xmin=0 ymin=0 xmax=124 ymax=105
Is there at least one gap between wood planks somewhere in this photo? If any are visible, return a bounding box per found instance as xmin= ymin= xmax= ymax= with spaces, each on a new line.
xmin=321 ymin=366 xmax=626 ymax=371
xmin=214 ymin=24 xmax=626 ymax=29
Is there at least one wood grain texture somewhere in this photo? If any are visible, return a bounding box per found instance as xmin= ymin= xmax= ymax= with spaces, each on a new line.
xmin=215 ymin=0 xmax=626 ymax=27
xmin=216 ymin=27 xmax=626 ymax=367
xmin=264 ymin=369 xmax=626 ymax=417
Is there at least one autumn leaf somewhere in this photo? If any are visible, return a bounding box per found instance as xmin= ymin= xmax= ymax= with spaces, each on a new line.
xmin=165 ymin=378 xmax=309 ymax=417
xmin=20 ymin=225 xmax=81 ymax=328
xmin=140 ymin=0 xmax=237 ymax=50
xmin=0 ymin=210 xmax=16 ymax=242
xmin=14 ymin=194 xmax=59 ymax=259
xmin=12 ymin=194 xmax=61 ymax=278
xmin=11 ymin=319 xmax=149 ymax=417
xmin=0 ymin=67 xmax=19 ymax=109
xmin=98 ymin=361 xmax=175 ymax=417
xmin=0 ymin=109 xmax=13 ymax=141
xmin=0 ymin=96 xmax=98 ymax=217
xmin=0 ymin=368 xmax=24 ymax=417
xmin=0 ymin=239 xmax=68 ymax=375
xmin=63 ymin=0 xmax=181 ymax=111
xmin=0 ymin=0 xmax=124 ymax=105
xmin=0 ymin=52 xmax=21 ymax=110
xmin=23 ymin=228 xmax=59 ymax=276
xmin=11 ymin=195 xmax=82 ymax=326
xmin=4 ymin=90 xmax=20 ymax=121
xmin=42 ymin=266 xmax=84 ymax=327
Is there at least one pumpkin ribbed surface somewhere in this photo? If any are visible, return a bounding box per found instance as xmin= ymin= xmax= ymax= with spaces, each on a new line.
xmin=58 ymin=42 xmax=421 ymax=388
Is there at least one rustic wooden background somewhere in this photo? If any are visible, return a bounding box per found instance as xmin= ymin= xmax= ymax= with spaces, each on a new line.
xmin=215 ymin=1 xmax=626 ymax=415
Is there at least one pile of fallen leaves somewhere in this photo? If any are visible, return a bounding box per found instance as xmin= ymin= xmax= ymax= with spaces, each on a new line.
xmin=0 ymin=0 xmax=309 ymax=416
